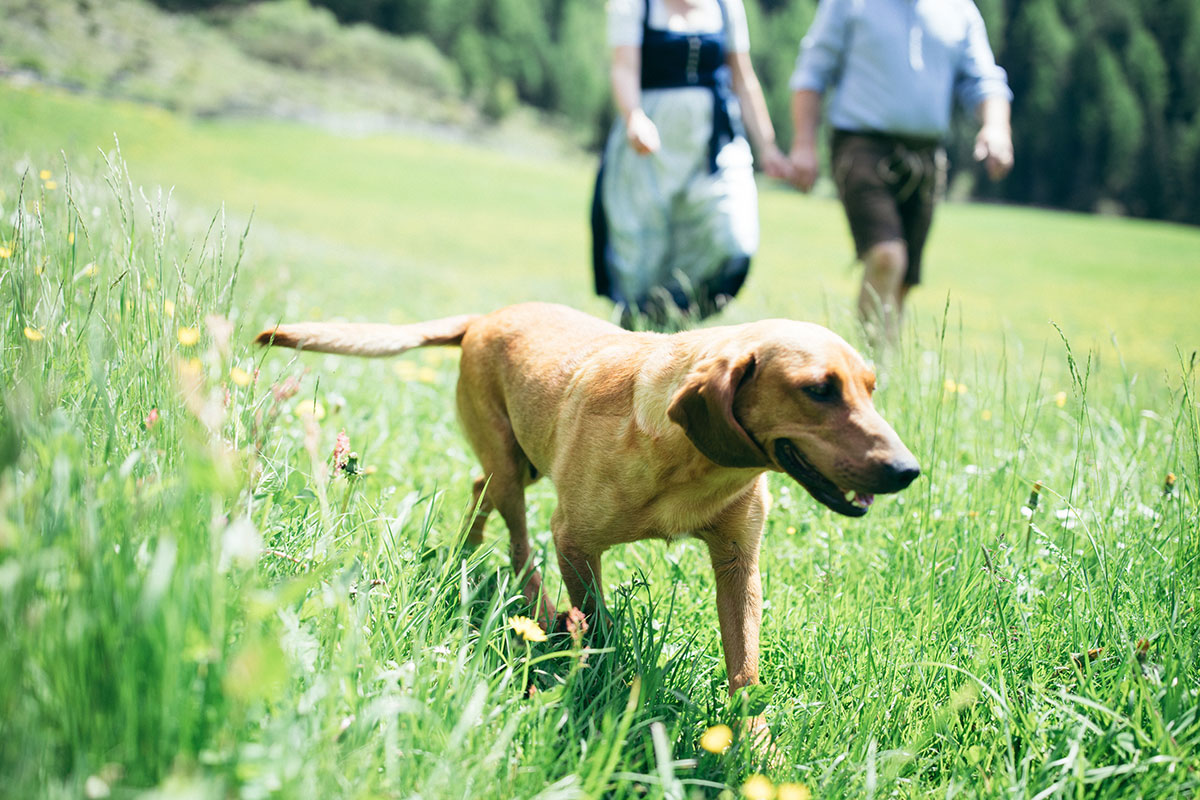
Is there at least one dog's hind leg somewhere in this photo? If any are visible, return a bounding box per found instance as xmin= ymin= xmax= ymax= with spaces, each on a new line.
xmin=464 ymin=476 xmax=494 ymax=549
xmin=458 ymin=422 xmax=554 ymax=625
xmin=487 ymin=468 xmax=555 ymax=627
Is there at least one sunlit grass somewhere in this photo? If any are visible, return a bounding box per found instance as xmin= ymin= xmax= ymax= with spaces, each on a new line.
xmin=0 ymin=88 xmax=1198 ymax=799
xmin=3 ymin=83 xmax=1197 ymax=377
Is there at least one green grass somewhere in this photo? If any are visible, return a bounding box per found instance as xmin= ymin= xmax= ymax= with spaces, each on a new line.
xmin=4 ymin=83 xmax=1197 ymax=375
xmin=1 ymin=84 xmax=1199 ymax=799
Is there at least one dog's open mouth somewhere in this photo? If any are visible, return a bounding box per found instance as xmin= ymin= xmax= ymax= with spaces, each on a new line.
xmin=774 ymin=439 xmax=874 ymax=517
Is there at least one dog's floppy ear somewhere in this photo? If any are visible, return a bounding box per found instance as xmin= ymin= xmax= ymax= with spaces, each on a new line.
xmin=667 ymin=351 xmax=769 ymax=468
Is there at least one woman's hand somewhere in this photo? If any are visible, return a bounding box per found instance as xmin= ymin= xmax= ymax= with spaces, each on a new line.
xmin=758 ymin=144 xmax=796 ymax=182
xmin=626 ymin=109 xmax=661 ymax=155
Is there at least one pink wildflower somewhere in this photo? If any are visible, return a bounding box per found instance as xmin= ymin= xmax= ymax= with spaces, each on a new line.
xmin=566 ymin=607 xmax=588 ymax=639
xmin=273 ymin=375 xmax=301 ymax=402
xmin=331 ymin=429 xmax=351 ymax=470
xmin=566 ymin=607 xmax=589 ymax=662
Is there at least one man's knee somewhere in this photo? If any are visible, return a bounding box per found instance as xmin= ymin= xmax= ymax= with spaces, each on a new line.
xmin=863 ymin=240 xmax=908 ymax=283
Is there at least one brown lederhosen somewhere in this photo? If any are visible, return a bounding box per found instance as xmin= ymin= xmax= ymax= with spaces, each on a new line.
xmin=831 ymin=130 xmax=945 ymax=286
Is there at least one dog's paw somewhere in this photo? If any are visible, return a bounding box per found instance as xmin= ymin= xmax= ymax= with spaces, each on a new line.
xmin=743 ymin=715 xmax=787 ymax=768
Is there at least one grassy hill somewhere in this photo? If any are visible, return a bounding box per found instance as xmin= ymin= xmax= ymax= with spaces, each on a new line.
xmin=1 ymin=41 xmax=1199 ymax=800
xmin=0 ymin=0 xmax=467 ymax=120
xmin=3 ymin=83 xmax=1197 ymax=377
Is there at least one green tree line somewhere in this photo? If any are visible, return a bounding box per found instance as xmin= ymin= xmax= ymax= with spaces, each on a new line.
xmin=155 ymin=0 xmax=1200 ymax=225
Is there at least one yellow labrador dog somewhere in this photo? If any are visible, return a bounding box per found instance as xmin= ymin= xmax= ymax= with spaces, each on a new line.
xmin=259 ymin=302 xmax=918 ymax=700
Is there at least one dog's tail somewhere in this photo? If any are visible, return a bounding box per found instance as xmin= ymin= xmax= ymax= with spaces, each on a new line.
xmin=255 ymin=314 xmax=479 ymax=357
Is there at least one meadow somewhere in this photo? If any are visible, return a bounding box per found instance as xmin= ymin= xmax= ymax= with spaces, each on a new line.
xmin=1 ymin=83 xmax=1198 ymax=799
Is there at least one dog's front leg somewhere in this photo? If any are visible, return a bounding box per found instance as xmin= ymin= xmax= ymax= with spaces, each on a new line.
xmin=699 ymin=480 xmax=782 ymax=750
xmin=702 ymin=480 xmax=768 ymax=695
xmin=703 ymin=503 xmax=781 ymax=758
xmin=706 ymin=532 xmax=763 ymax=694
xmin=702 ymin=482 xmax=783 ymax=759
xmin=551 ymin=507 xmax=605 ymax=621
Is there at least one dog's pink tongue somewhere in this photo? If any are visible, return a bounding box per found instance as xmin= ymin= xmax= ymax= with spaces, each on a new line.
xmin=853 ymin=492 xmax=875 ymax=508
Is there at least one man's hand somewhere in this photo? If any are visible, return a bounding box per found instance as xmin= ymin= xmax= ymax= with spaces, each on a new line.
xmin=787 ymin=141 xmax=820 ymax=192
xmin=626 ymin=109 xmax=661 ymax=156
xmin=974 ymin=124 xmax=1013 ymax=181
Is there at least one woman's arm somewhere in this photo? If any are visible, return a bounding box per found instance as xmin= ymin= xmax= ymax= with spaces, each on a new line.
xmin=728 ymin=50 xmax=792 ymax=179
xmin=611 ymin=45 xmax=661 ymax=155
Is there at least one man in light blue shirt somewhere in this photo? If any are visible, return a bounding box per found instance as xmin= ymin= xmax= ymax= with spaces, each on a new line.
xmin=787 ymin=0 xmax=1013 ymax=348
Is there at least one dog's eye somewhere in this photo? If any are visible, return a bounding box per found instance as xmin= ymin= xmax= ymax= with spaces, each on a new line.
xmin=803 ymin=382 xmax=838 ymax=403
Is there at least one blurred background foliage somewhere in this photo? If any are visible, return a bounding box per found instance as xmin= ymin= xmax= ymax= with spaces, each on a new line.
xmin=3 ymin=0 xmax=1199 ymax=224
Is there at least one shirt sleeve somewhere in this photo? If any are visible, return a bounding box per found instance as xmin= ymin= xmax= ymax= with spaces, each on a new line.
xmin=788 ymin=0 xmax=853 ymax=92
xmin=608 ymin=0 xmax=645 ymax=48
xmin=953 ymin=3 xmax=1012 ymax=110
xmin=724 ymin=0 xmax=751 ymax=54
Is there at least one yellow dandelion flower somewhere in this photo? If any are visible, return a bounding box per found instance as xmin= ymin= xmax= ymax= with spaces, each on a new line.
xmin=177 ymin=326 xmax=200 ymax=347
xmin=44 ymin=180 xmax=58 ymax=191
xmin=1054 ymin=391 xmax=1067 ymax=408
xmin=981 ymin=409 xmax=992 ymax=421
xmin=67 ymin=231 xmax=75 ymax=245
xmin=786 ymin=526 xmax=797 ymax=536
xmin=700 ymin=724 xmax=733 ymax=754
xmin=163 ymin=299 xmax=175 ymax=318
xmin=294 ymin=401 xmax=326 ymax=421
xmin=76 ymin=263 xmax=98 ymax=279
xmin=943 ymin=378 xmax=957 ymax=393
xmin=23 ymin=326 xmax=44 ymax=341
xmin=956 ymin=383 xmax=967 ymax=394
xmin=393 ymin=360 xmax=418 ymax=380
xmin=509 ymin=615 xmax=547 ymax=643
xmin=39 ymin=169 xmax=51 ymax=181
xmin=179 ymin=358 xmax=203 ymax=378
xmin=0 ymin=246 xmax=11 ymax=259
xmin=230 ymin=366 xmax=252 ymax=387
xmin=417 ymin=366 xmax=439 ymax=384
xmin=777 ymin=783 xmax=811 ymax=800
xmin=742 ymin=774 xmax=775 ymax=800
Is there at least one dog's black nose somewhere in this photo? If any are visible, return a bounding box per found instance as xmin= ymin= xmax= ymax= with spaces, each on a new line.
xmin=882 ymin=458 xmax=921 ymax=492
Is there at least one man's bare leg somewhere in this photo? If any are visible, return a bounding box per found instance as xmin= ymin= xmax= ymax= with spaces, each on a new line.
xmin=857 ymin=239 xmax=908 ymax=351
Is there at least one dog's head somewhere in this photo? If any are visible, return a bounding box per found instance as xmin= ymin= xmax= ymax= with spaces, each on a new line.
xmin=667 ymin=321 xmax=919 ymax=517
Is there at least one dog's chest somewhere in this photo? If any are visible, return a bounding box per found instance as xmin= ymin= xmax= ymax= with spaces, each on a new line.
xmin=595 ymin=459 xmax=762 ymax=543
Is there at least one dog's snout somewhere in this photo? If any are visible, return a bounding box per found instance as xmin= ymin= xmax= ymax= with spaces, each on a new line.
xmin=881 ymin=457 xmax=921 ymax=492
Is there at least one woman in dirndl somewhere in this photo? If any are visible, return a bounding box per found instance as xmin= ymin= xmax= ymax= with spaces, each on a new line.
xmin=592 ymin=0 xmax=792 ymax=326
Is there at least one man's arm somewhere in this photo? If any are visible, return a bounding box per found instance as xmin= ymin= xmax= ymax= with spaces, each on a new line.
xmin=956 ymin=7 xmax=1013 ymax=181
xmin=785 ymin=0 xmax=851 ymax=192
xmin=974 ymin=95 xmax=1013 ymax=181
xmin=789 ymin=89 xmax=823 ymax=192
